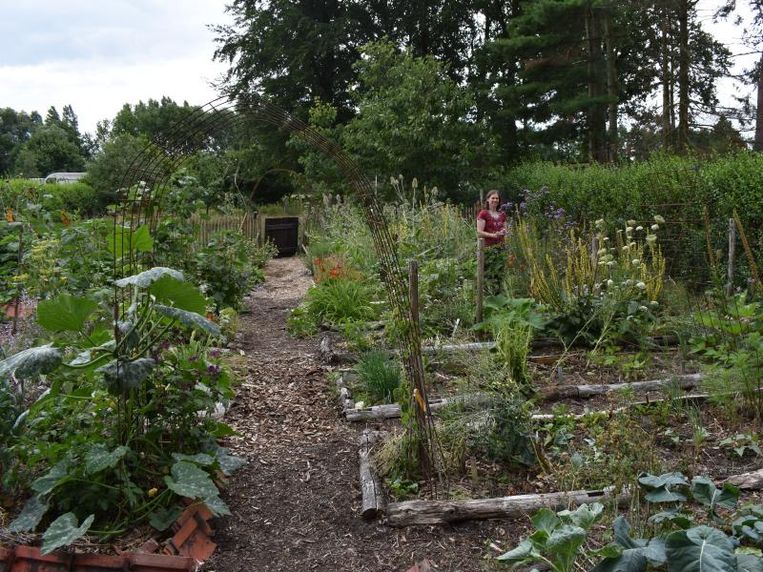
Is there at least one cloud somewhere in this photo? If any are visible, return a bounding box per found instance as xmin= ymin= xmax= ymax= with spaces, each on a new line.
xmin=0 ymin=0 xmax=230 ymax=132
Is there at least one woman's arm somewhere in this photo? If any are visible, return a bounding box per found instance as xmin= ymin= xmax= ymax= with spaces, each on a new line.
xmin=476 ymin=216 xmax=500 ymax=240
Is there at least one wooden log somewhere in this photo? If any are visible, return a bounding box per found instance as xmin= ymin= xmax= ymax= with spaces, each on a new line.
xmin=530 ymin=393 xmax=713 ymax=422
xmin=359 ymin=430 xmax=386 ymax=519
xmin=386 ymin=487 xmax=627 ymax=527
xmin=539 ymin=373 xmax=702 ymax=401
xmin=726 ymin=468 xmax=763 ymax=490
xmin=344 ymin=394 xmax=489 ymax=422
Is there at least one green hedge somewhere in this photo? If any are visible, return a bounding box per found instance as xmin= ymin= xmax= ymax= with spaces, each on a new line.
xmin=0 ymin=179 xmax=101 ymax=216
xmin=501 ymin=152 xmax=763 ymax=284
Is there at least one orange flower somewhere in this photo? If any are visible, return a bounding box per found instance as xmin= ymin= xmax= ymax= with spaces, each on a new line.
xmin=60 ymin=210 xmax=71 ymax=226
xmin=5 ymin=208 xmax=13 ymax=223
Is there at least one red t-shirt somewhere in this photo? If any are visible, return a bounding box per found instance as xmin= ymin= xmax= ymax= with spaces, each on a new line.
xmin=477 ymin=209 xmax=508 ymax=246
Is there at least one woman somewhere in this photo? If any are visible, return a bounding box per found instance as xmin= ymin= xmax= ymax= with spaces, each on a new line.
xmin=476 ymin=190 xmax=507 ymax=245
xmin=476 ymin=190 xmax=508 ymax=296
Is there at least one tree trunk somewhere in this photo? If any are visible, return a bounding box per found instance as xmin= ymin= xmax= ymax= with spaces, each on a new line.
xmin=603 ymin=10 xmax=618 ymax=162
xmin=661 ymin=4 xmax=673 ymax=149
xmin=755 ymin=53 xmax=763 ymax=151
xmin=586 ymin=4 xmax=607 ymax=162
xmin=677 ymin=0 xmax=691 ymax=151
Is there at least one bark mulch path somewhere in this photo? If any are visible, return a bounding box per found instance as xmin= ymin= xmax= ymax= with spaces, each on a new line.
xmin=203 ymin=257 xmax=516 ymax=572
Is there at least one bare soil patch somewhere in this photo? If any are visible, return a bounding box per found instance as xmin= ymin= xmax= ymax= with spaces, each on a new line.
xmin=203 ymin=257 xmax=514 ymax=572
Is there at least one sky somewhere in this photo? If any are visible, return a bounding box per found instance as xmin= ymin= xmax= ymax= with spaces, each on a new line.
xmin=0 ymin=1 xmax=759 ymax=136
xmin=0 ymin=1 xmax=231 ymax=134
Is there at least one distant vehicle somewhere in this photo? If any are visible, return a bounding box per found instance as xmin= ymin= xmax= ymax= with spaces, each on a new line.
xmin=44 ymin=172 xmax=86 ymax=184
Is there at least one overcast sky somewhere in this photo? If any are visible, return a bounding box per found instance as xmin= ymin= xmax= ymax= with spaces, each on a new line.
xmin=0 ymin=1 xmax=231 ymax=134
xmin=0 ymin=1 xmax=758 ymax=136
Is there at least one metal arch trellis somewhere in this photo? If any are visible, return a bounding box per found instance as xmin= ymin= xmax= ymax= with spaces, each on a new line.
xmin=110 ymin=93 xmax=446 ymax=495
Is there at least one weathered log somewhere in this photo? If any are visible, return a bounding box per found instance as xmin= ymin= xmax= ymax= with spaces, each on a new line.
xmin=359 ymin=430 xmax=386 ymax=519
xmin=540 ymin=373 xmax=702 ymax=401
xmin=386 ymin=487 xmax=628 ymax=527
xmin=344 ymin=394 xmax=489 ymax=422
xmin=530 ymin=392 xmax=713 ymax=421
xmin=726 ymin=469 xmax=763 ymax=490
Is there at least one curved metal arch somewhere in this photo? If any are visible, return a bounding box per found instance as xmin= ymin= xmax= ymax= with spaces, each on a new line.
xmin=112 ymin=93 xmax=444 ymax=491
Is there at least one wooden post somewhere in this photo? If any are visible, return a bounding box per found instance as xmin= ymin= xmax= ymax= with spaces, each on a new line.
xmin=11 ymin=225 xmax=23 ymax=336
xmin=727 ymin=218 xmax=736 ymax=296
xmin=476 ymin=238 xmax=485 ymax=324
xmin=409 ymin=260 xmax=420 ymax=332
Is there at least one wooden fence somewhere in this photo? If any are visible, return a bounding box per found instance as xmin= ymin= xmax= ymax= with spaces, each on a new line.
xmin=190 ymin=213 xmax=258 ymax=244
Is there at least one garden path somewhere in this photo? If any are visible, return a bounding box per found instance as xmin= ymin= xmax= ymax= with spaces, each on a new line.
xmin=202 ymin=257 xmax=505 ymax=572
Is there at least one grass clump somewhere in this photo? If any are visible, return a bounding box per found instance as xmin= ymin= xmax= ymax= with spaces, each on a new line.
xmin=354 ymin=350 xmax=401 ymax=404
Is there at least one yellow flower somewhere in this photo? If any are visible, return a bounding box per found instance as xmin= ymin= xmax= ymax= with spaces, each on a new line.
xmin=147 ymin=487 xmax=158 ymax=498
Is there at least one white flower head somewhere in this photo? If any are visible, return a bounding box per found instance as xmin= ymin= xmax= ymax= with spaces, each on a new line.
xmin=627 ymin=219 xmax=637 ymax=227
xmin=636 ymin=226 xmax=644 ymax=231
xmin=595 ymin=218 xmax=605 ymax=230
xmin=632 ymin=259 xmax=641 ymax=266
xmin=639 ymin=305 xmax=648 ymax=312
xmin=636 ymin=281 xmax=646 ymax=290
xmin=651 ymin=224 xmax=659 ymax=231
xmin=646 ymin=234 xmax=657 ymax=243
xmin=606 ymin=279 xmax=614 ymax=287
xmin=654 ymin=215 xmax=666 ymax=224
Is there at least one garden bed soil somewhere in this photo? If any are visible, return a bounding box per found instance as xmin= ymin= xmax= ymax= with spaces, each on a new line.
xmin=203 ymin=257 xmax=523 ymax=572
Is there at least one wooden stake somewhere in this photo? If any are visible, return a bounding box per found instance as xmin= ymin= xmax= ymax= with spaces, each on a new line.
xmin=727 ymin=218 xmax=736 ymax=296
xmin=476 ymin=238 xmax=485 ymax=324
xmin=409 ymin=260 xmax=420 ymax=333
xmin=733 ymin=209 xmax=762 ymax=292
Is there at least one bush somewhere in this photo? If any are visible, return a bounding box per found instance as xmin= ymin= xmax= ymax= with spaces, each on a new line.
xmin=0 ymin=179 xmax=100 ymax=216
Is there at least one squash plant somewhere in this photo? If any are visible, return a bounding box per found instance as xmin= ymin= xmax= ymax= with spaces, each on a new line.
xmin=1 ymin=260 xmax=243 ymax=553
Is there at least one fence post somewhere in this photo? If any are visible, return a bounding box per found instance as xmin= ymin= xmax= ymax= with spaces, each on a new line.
xmin=11 ymin=225 xmax=23 ymax=336
xmin=476 ymin=238 xmax=485 ymax=325
xmin=726 ymin=218 xmax=736 ymax=296
xmin=409 ymin=260 xmax=420 ymax=332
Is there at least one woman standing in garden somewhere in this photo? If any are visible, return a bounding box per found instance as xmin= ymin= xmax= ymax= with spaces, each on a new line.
xmin=476 ymin=190 xmax=509 ymax=294
xmin=476 ymin=190 xmax=507 ymax=245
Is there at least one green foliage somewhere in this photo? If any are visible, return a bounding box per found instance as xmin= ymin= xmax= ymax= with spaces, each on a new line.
xmin=194 ymin=230 xmax=268 ymax=311
xmin=301 ymin=277 xmax=379 ymax=328
xmin=497 ymin=503 xmax=605 ymax=572
xmin=353 ymin=350 xmax=401 ymax=405
xmin=2 ymin=242 xmax=242 ymax=548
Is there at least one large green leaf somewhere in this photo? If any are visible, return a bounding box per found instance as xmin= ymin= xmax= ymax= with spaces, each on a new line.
xmin=591 ymin=547 xmax=647 ymax=572
xmin=84 ymin=444 xmax=130 ymax=475
xmin=592 ymin=517 xmax=666 ymax=572
xmin=8 ymin=495 xmax=49 ymax=532
xmin=738 ymin=553 xmax=763 ymax=572
xmin=496 ymin=538 xmax=538 ymax=562
xmin=0 ymin=344 xmax=62 ymax=382
xmin=108 ymin=224 xmax=153 ymax=257
xmin=154 ymin=304 xmax=221 ymax=336
xmin=163 ymin=461 xmax=230 ymax=517
xmin=163 ymin=461 xmax=219 ymax=500
xmin=40 ymin=512 xmax=95 ymax=555
xmin=639 ymin=472 xmax=689 ymax=503
xmin=148 ymin=505 xmax=184 ymax=532
xmin=547 ymin=525 xmax=588 ymax=572
xmin=31 ymin=460 xmax=70 ymax=495
xmin=691 ymin=476 xmax=739 ymax=511
xmin=114 ymin=267 xmax=183 ymax=289
xmin=215 ymin=447 xmax=247 ymax=476
xmin=37 ymin=294 xmax=98 ymax=333
xmin=666 ymin=526 xmax=735 ymax=572
xmin=149 ymin=275 xmax=206 ymax=314
xmin=97 ymin=358 xmax=156 ymax=393
xmin=558 ymin=502 xmax=604 ymax=530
